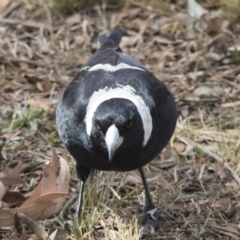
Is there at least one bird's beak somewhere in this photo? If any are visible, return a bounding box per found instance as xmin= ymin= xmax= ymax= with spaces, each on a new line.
xmin=105 ymin=124 xmax=123 ymax=162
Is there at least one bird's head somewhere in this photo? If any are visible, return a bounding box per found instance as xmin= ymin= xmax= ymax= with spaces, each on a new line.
xmin=89 ymin=98 xmax=143 ymax=161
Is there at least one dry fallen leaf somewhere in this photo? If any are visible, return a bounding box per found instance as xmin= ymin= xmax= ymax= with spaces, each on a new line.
xmin=212 ymin=197 xmax=230 ymax=211
xmin=173 ymin=142 xmax=186 ymax=153
xmin=3 ymin=162 xmax=25 ymax=178
xmin=20 ymin=147 xmax=70 ymax=219
xmin=0 ymin=177 xmax=26 ymax=186
xmin=0 ymin=147 xmax=70 ymax=227
xmin=0 ymin=162 xmax=28 ymax=201
xmin=2 ymin=190 xmax=26 ymax=206
xmin=0 ymin=0 xmax=10 ymax=12
xmin=0 ymin=202 xmax=54 ymax=226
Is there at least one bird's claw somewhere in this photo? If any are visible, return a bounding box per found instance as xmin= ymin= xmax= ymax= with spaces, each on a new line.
xmin=139 ymin=204 xmax=160 ymax=229
xmin=142 ymin=207 xmax=160 ymax=229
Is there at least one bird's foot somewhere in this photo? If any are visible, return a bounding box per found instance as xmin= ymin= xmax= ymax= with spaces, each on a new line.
xmin=139 ymin=204 xmax=160 ymax=229
xmin=139 ymin=204 xmax=176 ymax=238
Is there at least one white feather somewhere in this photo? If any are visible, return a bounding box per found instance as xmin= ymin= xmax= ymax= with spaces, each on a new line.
xmin=80 ymin=63 xmax=145 ymax=72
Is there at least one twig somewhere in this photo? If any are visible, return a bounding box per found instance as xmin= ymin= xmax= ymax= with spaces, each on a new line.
xmin=15 ymin=211 xmax=48 ymax=240
xmin=130 ymin=0 xmax=170 ymax=16
xmin=0 ymin=56 xmax=52 ymax=69
xmin=221 ymin=101 xmax=240 ymax=108
xmin=0 ymin=18 xmax=50 ymax=29
xmin=178 ymin=136 xmax=240 ymax=188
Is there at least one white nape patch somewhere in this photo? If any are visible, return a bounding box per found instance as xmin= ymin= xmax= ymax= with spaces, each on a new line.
xmin=105 ymin=124 xmax=123 ymax=161
xmin=80 ymin=63 xmax=144 ymax=72
xmin=85 ymin=84 xmax=153 ymax=146
xmin=80 ymin=66 xmax=90 ymax=71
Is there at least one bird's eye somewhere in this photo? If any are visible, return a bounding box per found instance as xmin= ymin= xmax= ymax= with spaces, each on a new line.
xmin=96 ymin=122 xmax=101 ymax=130
xmin=126 ymin=120 xmax=133 ymax=129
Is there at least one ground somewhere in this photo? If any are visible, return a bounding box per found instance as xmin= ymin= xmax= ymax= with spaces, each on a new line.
xmin=0 ymin=0 xmax=240 ymax=239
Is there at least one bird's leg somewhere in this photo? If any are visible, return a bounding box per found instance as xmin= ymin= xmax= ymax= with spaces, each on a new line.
xmin=139 ymin=167 xmax=159 ymax=229
xmin=74 ymin=180 xmax=85 ymax=219
xmin=74 ymin=163 xmax=91 ymax=220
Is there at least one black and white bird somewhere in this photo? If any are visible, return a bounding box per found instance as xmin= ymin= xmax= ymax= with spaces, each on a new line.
xmin=56 ymin=29 xmax=177 ymax=229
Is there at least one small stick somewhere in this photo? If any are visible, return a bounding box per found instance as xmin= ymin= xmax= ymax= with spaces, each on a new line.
xmin=221 ymin=101 xmax=240 ymax=108
xmin=0 ymin=18 xmax=50 ymax=29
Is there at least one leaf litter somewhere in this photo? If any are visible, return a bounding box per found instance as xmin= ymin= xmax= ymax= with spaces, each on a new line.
xmin=0 ymin=0 xmax=240 ymax=239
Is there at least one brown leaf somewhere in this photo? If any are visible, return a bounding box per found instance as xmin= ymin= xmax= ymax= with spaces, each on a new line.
xmin=2 ymin=190 xmax=26 ymax=206
xmin=20 ymin=147 xmax=70 ymax=219
xmin=23 ymin=192 xmax=67 ymax=207
xmin=50 ymin=146 xmax=60 ymax=175
xmin=18 ymin=201 xmax=55 ymax=221
xmin=0 ymin=201 xmax=55 ymax=227
xmin=0 ymin=177 xmax=26 ymax=186
xmin=55 ymin=155 xmax=70 ymax=212
xmin=4 ymin=162 xmax=25 ymax=178
xmin=0 ymin=0 xmax=10 ymax=12
xmin=0 ymin=148 xmax=64 ymax=226
xmin=212 ymin=197 xmax=230 ymax=211
xmin=41 ymin=164 xmax=58 ymax=194
xmin=173 ymin=142 xmax=186 ymax=153
xmin=21 ymin=178 xmax=43 ymax=207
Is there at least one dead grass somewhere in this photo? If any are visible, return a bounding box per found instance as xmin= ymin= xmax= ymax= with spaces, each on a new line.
xmin=1 ymin=0 xmax=240 ymax=239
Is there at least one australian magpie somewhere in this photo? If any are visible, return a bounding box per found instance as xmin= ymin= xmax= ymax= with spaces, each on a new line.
xmin=56 ymin=29 xmax=177 ymax=229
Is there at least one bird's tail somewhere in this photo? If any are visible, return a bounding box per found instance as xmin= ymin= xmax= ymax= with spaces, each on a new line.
xmin=98 ymin=29 xmax=123 ymax=49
